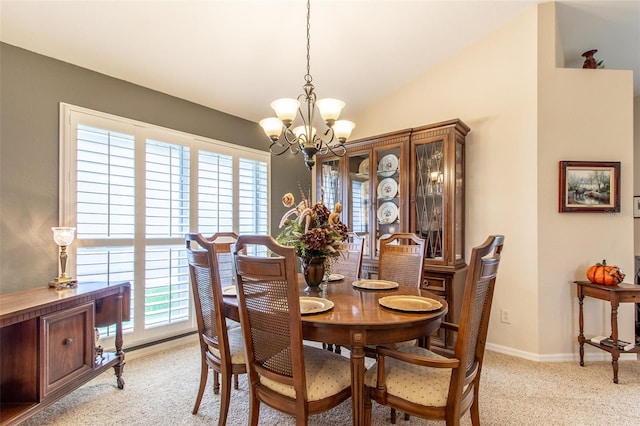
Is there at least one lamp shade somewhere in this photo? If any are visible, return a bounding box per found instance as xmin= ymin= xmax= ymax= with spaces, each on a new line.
xmin=52 ymin=227 xmax=76 ymax=246
xmin=293 ymin=125 xmax=317 ymax=140
xmin=259 ymin=117 xmax=283 ymax=139
xmin=271 ymin=98 xmax=300 ymax=124
xmin=316 ymin=98 xmax=345 ymax=122
xmin=333 ymin=120 xmax=355 ymax=141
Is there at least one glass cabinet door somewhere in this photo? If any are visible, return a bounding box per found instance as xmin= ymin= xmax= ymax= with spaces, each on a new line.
xmin=374 ymin=147 xmax=401 ymax=257
xmin=347 ymin=152 xmax=370 ymax=258
xmin=319 ymin=158 xmax=341 ymax=211
xmin=414 ymin=140 xmax=444 ymax=260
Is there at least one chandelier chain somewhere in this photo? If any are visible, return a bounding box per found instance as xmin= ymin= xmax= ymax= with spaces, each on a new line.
xmin=305 ymin=0 xmax=312 ymax=84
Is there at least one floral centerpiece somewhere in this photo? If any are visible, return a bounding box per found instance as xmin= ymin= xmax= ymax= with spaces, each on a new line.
xmin=276 ymin=191 xmax=348 ymax=288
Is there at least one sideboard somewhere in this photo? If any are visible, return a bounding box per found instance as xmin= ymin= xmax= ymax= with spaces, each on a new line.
xmin=0 ymin=281 xmax=130 ymax=425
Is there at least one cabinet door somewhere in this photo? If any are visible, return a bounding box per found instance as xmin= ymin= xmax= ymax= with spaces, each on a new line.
xmin=374 ymin=145 xmax=402 ymax=257
xmin=318 ymin=157 xmax=342 ymax=212
xmin=413 ymin=139 xmax=446 ymax=261
xmin=40 ymin=302 xmax=94 ymax=398
xmin=346 ymin=151 xmax=371 ymax=259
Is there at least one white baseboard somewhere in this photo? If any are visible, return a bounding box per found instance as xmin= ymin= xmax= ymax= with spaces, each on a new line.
xmin=486 ymin=342 xmax=638 ymax=362
xmin=124 ymin=334 xmax=199 ymax=362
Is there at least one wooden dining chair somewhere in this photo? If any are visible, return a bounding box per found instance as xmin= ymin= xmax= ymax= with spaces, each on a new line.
xmin=325 ymin=232 xmax=364 ymax=354
xmin=331 ymin=232 xmax=365 ymax=278
xmin=377 ymin=232 xmax=427 ymax=287
xmin=206 ymin=232 xmax=239 ymax=288
xmin=363 ymin=235 xmax=505 ymax=426
xmin=185 ymin=233 xmax=247 ymax=425
xmin=232 ymin=234 xmax=352 ymax=426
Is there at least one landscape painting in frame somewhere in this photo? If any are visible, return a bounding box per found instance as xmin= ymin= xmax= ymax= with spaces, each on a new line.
xmin=559 ymin=161 xmax=620 ymax=213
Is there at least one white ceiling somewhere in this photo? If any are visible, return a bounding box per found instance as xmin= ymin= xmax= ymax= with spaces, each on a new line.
xmin=1 ymin=1 xmax=638 ymax=124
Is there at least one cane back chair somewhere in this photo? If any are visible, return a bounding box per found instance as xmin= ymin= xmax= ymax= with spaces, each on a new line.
xmin=232 ymin=234 xmax=352 ymax=426
xmin=364 ymin=235 xmax=505 ymax=426
xmin=186 ymin=233 xmax=247 ymax=425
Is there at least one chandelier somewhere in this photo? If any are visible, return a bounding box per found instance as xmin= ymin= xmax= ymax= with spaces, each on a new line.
xmin=259 ymin=0 xmax=355 ymax=170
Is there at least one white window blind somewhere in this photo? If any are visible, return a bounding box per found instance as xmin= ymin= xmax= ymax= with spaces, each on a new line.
xmin=60 ymin=103 xmax=270 ymax=346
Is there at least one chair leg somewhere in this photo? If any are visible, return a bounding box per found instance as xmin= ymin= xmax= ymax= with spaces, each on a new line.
xmin=234 ymin=373 xmax=239 ymax=390
xmin=192 ymin=359 xmax=208 ymax=414
xmin=404 ymin=413 xmax=410 ymax=421
xmin=364 ymin=390 xmax=373 ymax=426
xmin=213 ymin=371 xmax=220 ymax=394
xmin=334 ymin=345 xmax=342 ymax=354
xmin=218 ymin=370 xmax=232 ymax=426
xmin=390 ymin=408 xmax=397 ymax=424
xmin=470 ymin=386 xmax=481 ymax=425
xmin=248 ymin=393 xmax=260 ymax=426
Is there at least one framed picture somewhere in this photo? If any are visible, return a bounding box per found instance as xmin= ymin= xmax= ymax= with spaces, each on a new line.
xmin=634 ymin=196 xmax=640 ymax=218
xmin=559 ymin=161 xmax=620 ymax=213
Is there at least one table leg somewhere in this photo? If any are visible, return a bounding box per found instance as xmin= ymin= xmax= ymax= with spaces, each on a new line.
xmin=114 ymin=290 xmax=126 ymax=389
xmin=578 ymin=291 xmax=585 ymax=366
xmin=610 ymin=300 xmax=620 ymax=384
xmin=350 ymin=332 xmax=366 ymax=426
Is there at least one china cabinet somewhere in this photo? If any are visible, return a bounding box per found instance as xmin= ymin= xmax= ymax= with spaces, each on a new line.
xmin=316 ymin=118 xmax=469 ymax=347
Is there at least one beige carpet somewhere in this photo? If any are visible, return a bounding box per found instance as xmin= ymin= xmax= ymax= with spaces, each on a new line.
xmin=22 ymin=343 xmax=640 ymax=425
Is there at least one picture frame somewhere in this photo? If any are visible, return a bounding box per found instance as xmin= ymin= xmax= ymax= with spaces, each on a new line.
xmin=634 ymin=196 xmax=640 ymax=218
xmin=558 ymin=161 xmax=620 ymax=213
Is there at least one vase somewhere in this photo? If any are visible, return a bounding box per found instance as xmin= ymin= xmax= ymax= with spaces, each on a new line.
xmin=301 ymin=256 xmax=326 ymax=292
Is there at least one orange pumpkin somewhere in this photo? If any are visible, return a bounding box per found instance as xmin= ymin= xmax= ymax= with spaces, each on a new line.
xmin=586 ymin=260 xmax=625 ymax=286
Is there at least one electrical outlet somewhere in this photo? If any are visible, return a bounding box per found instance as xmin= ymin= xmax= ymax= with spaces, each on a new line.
xmin=501 ymin=309 xmax=511 ymax=324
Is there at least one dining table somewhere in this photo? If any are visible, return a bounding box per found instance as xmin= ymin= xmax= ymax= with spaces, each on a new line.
xmin=223 ymin=275 xmax=448 ymax=426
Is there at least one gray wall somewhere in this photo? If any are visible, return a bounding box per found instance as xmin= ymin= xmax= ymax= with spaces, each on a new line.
xmin=0 ymin=42 xmax=310 ymax=294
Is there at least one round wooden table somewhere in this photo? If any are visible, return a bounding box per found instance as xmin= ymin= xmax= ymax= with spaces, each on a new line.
xmin=223 ymin=276 xmax=448 ymax=426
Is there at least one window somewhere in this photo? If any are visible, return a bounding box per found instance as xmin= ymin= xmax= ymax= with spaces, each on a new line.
xmin=60 ymin=103 xmax=270 ymax=346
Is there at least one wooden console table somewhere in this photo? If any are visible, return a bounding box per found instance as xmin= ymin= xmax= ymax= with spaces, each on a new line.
xmin=574 ymin=280 xmax=640 ymax=383
xmin=0 ymin=281 xmax=130 ymax=425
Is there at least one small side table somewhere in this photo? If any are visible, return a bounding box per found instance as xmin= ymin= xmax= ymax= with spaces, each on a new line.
xmin=574 ymin=280 xmax=640 ymax=383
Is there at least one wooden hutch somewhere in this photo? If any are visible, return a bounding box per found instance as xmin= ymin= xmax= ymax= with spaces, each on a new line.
xmin=316 ymin=118 xmax=470 ymax=347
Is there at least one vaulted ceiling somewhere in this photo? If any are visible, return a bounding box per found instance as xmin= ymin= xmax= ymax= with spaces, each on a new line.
xmin=1 ymin=1 xmax=638 ymax=123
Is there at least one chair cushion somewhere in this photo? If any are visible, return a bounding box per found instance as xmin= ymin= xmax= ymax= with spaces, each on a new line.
xmin=260 ymin=345 xmax=351 ymax=401
xmin=364 ymin=345 xmax=451 ymax=407
xmin=208 ymin=326 xmax=246 ymax=365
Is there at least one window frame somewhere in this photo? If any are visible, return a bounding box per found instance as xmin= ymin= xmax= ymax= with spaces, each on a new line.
xmin=59 ymin=103 xmax=271 ymax=346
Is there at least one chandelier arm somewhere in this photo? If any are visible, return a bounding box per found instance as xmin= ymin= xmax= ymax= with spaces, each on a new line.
xmin=282 ymin=129 xmax=301 ymax=154
xmin=269 ymin=141 xmax=294 ymax=156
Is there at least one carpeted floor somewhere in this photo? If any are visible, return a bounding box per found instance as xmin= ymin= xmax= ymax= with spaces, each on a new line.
xmin=22 ymin=342 xmax=640 ymax=425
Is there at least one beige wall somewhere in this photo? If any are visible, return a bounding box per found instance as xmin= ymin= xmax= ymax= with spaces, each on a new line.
xmin=635 ymin=96 xmax=640 ymax=259
xmin=352 ymin=7 xmax=540 ymax=356
xmin=352 ymin=2 xmax=635 ymax=359
xmin=537 ymin=2 xmax=635 ymax=356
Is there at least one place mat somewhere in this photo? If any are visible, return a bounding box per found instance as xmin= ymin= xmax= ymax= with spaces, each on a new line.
xmin=222 ymin=285 xmax=237 ymax=296
xmin=299 ymin=296 xmax=334 ymax=315
xmin=378 ymin=295 xmax=443 ymax=312
xmin=352 ymin=279 xmax=399 ymax=290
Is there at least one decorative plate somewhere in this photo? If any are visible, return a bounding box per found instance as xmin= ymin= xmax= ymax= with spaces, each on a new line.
xmin=222 ymin=285 xmax=237 ymax=296
xmin=299 ymin=297 xmax=334 ymax=315
xmin=358 ymin=158 xmax=370 ymax=175
xmin=377 ymin=178 xmax=398 ymax=199
xmin=377 ymin=201 xmax=398 ymax=224
xmin=378 ymin=295 xmax=443 ymax=312
xmin=352 ymin=279 xmax=399 ymax=290
xmin=328 ymin=273 xmax=345 ymax=282
xmin=378 ymin=154 xmax=398 ymax=173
